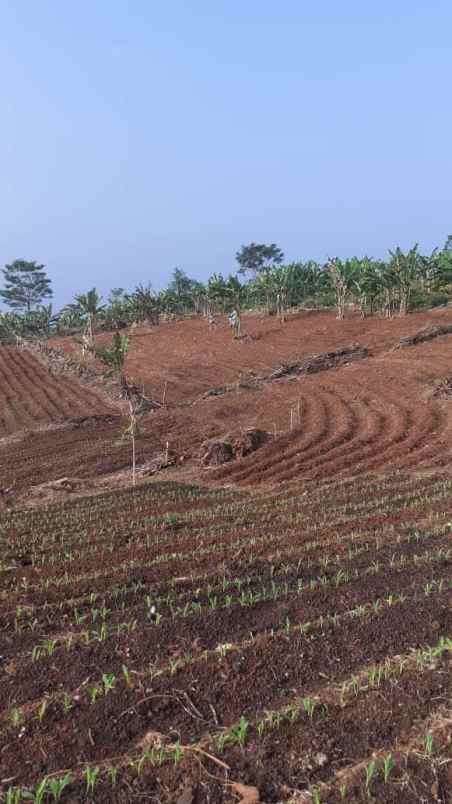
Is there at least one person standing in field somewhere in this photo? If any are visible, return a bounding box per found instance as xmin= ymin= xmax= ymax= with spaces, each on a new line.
xmin=228 ymin=308 xmax=241 ymax=339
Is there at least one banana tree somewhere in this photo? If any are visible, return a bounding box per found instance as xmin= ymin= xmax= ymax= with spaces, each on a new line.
xmin=65 ymin=288 xmax=105 ymax=345
xmin=327 ymin=258 xmax=356 ymax=319
xmin=352 ymin=257 xmax=381 ymax=317
xmin=96 ymin=331 xmax=129 ymax=389
xmin=207 ymin=273 xmax=229 ymax=315
xmin=129 ymin=284 xmax=160 ymax=325
xmin=388 ymin=245 xmax=421 ymax=315
xmin=269 ymin=266 xmax=295 ymax=322
xmin=374 ymin=260 xmax=397 ymax=318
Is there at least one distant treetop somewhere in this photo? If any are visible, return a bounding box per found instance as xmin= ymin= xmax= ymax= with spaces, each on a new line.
xmin=236 ymin=243 xmax=284 ymax=276
xmin=0 ymin=259 xmax=52 ymax=312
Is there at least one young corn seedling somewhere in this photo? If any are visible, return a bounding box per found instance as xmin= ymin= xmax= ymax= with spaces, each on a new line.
xmin=383 ymin=754 xmax=394 ymax=783
xmin=172 ymin=741 xmax=183 ymax=765
xmin=122 ymin=664 xmax=133 ymax=688
xmin=84 ymin=766 xmax=100 ymax=795
xmin=231 ymin=715 xmax=249 ymax=747
xmin=256 ymin=719 xmax=265 ymax=737
xmin=62 ymin=693 xmax=74 ymax=714
xmin=425 ymin=732 xmax=434 ymax=757
xmin=5 ymin=788 xmax=22 ymax=804
xmin=33 ymin=777 xmax=49 ymax=804
xmin=102 ymin=673 xmax=116 ymax=694
xmin=47 ymin=774 xmax=72 ymax=802
xmin=9 ymin=707 xmax=22 ymax=729
xmin=89 ymin=684 xmax=101 ymax=704
xmin=302 ymin=697 xmax=316 ymax=719
xmin=365 ymin=759 xmax=377 ymax=797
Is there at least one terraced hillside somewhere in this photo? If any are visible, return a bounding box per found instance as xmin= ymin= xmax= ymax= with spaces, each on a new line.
xmin=0 ymin=346 xmax=112 ymax=437
xmin=214 ymin=338 xmax=452 ymax=485
xmin=6 ymin=309 xmax=452 ymax=495
xmin=2 ymin=473 xmax=452 ymax=802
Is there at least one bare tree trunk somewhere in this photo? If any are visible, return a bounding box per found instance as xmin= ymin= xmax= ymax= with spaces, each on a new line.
xmin=336 ymin=290 xmax=345 ymax=320
xmin=383 ymin=288 xmax=393 ymax=318
xmin=399 ymin=288 xmax=410 ymax=316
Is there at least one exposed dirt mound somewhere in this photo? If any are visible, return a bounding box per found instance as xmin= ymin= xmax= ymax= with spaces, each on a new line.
xmin=395 ymin=323 xmax=452 ymax=348
xmin=139 ymin=450 xmax=178 ymax=475
xmin=230 ymin=428 xmax=271 ymax=457
xmin=200 ymin=438 xmax=235 ymax=466
xmin=200 ymin=428 xmax=271 ymax=466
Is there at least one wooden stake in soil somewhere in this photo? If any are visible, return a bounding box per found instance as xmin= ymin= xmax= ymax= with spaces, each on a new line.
xmin=122 ymin=400 xmax=142 ymax=487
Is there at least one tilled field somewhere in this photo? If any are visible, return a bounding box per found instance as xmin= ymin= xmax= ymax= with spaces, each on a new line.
xmin=0 ymin=347 xmax=112 ymax=437
xmin=51 ymin=307 xmax=452 ymax=404
xmin=213 ymin=346 xmax=452 ymax=486
xmin=2 ymin=473 xmax=452 ymax=802
xmin=5 ymin=310 xmax=452 ymax=494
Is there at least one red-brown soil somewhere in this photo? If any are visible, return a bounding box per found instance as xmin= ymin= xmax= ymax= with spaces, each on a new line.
xmin=1 ymin=473 xmax=452 ymax=801
xmin=0 ymin=346 xmax=113 ymax=437
xmin=17 ymin=307 xmax=452 ymax=492
xmin=2 ymin=310 xmax=452 ymax=799
xmin=51 ymin=307 xmax=452 ymax=403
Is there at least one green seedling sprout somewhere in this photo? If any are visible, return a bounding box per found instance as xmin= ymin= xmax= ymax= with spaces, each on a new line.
xmin=89 ymin=685 xmax=101 ymax=704
xmin=5 ymin=788 xmax=22 ymax=804
xmin=33 ymin=777 xmax=49 ymax=804
xmin=47 ymin=774 xmax=72 ymax=802
xmin=84 ymin=766 xmax=100 ymax=795
xmin=231 ymin=715 xmax=249 ymax=746
xmin=62 ymin=693 xmax=74 ymax=714
xmin=383 ymin=754 xmax=394 ymax=783
xmin=102 ymin=673 xmax=115 ymax=694
xmin=122 ymin=664 xmax=133 ymax=688
xmin=10 ymin=707 xmax=22 ymax=728
xmin=302 ymin=697 xmax=316 ymax=719
xmin=365 ymin=759 xmax=377 ymax=796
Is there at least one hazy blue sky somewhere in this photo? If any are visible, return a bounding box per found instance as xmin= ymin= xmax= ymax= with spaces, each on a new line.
xmin=1 ymin=1 xmax=451 ymax=308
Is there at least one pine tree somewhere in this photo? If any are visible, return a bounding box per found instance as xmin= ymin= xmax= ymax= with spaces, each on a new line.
xmin=0 ymin=260 xmax=52 ymax=312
